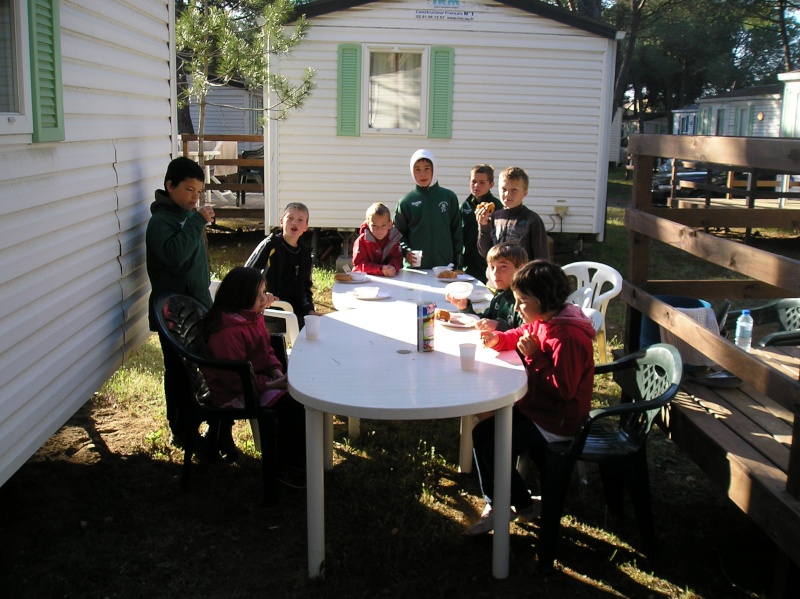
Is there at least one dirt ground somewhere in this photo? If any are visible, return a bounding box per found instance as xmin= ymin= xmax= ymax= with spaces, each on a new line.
xmin=2 ymin=217 xmax=795 ymax=598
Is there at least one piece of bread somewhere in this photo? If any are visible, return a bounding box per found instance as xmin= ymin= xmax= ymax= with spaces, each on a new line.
xmin=335 ymin=273 xmax=352 ymax=282
xmin=437 ymin=270 xmax=458 ymax=279
xmin=478 ymin=202 xmax=496 ymax=215
xmin=434 ymin=309 xmax=451 ymax=322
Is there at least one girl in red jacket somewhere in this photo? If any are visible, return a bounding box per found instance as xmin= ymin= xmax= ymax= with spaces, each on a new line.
xmin=200 ymin=267 xmax=305 ymax=476
xmin=467 ymin=260 xmax=596 ymax=535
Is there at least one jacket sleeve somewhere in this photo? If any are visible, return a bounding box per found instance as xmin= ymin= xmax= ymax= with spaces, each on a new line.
xmin=492 ymin=326 xmax=525 ymax=352
xmin=301 ymin=248 xmax=315 ymax=315
xmin=477 ymin=216 xmax=493 ymax=258
xmin=528 ymin=212 xmax=550 ymax=261
xmin=527 ymin=334 xmax=589 ymax=402
xmin=388 ymin=238 xmax=404 ymax=272
xmin=147 ymin=211 xmax=207 ymax=271
xmin=393 ymin=200 xmax=411 ymax=255
xmin=245 ymin=236 xmax=273 ymax=271
xmin=449 ymin=193 xmax=464 ymax=265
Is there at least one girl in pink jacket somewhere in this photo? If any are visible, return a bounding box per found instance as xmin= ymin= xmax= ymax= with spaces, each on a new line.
xmin=200 ymin=267 xmax=305 ymax=472
xmin=468 ymin=260 xmax=596 ymax=535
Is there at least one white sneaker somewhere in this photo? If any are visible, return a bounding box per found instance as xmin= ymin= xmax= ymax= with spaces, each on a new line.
xmin=467 ymin=504 xmax=496 ymax=536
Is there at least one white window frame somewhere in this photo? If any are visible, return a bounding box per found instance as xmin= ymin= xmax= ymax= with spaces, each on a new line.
xmin=1 ymin=0 xmax=33 ymax=139
xmin=361 ymin=44 xmax=429 ymax=136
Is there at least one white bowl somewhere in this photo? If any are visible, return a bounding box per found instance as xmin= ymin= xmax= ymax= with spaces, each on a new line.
xmin=352 ymin=286 xmax=380 ymax=299
xmin=445 ymin=281 xmax=474 ymax=300
xmin=432 ymin=266 xmax=451 ymax=276
xmin=348 ymin=271 xmax=367 ymax=282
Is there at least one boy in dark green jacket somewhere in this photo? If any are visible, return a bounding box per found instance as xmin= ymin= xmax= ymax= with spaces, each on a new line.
xmin=460 ymin=164 xmax=502 ymax=283
xmin=446 ymin=243 xmax=528 ymax=332
xmin=146 ymin=156 xmax=215 ymax=448
xmin=394 ymin=149 xmax=463 ymax=270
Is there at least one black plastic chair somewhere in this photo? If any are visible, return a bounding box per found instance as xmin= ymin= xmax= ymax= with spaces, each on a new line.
xmin=154 ymin=293 xmax=281 ymax=500
xmin=536 ymin=343 xmax=683 ymax=574
xmin=236 ymin=146 xmax=264 ymax=206
xmin=723 ymin=299 xmax=800 ymax=347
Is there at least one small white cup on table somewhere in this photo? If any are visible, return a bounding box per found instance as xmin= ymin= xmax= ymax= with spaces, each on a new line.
xmin=409 ymin=250 xmax=423 ymax=267
xmin=305 ymin=315 xmax=321 ymax=340
xmin=459 ymin=343 xmax=477 ymax=371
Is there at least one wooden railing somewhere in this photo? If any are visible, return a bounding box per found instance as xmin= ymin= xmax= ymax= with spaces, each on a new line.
xmin=624 ymin=133 xmax=800 ymax=478
xmin=179 ymin=134 xmax=264 ymax=217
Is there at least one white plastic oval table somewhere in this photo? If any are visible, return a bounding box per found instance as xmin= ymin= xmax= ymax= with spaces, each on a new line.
xmin=287 ymin=303 xmax=527 ymax=579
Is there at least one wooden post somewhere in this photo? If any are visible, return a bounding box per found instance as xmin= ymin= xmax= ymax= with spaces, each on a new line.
xmin=787 ymin=404 xmax=800 ymax=499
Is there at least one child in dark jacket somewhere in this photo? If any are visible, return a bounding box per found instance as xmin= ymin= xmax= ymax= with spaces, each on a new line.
xmin=446 ymin=243 xmax=527 ymax=333
xmin=352 ymin=202 xmax=403 ymax=276
xmin=245 ymin=202 xmax=317 ymax=330
xmin=467 ymin=260 xmax=596 ymax=535
xmin=200 ymin=267 xmax=305 ymax=472
xmin=146 ymin=156 xmax=215 ymax=449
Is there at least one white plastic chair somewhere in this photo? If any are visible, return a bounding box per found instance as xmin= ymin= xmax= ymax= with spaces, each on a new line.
xmin=563 ymin=262 xmax=623 ymax=363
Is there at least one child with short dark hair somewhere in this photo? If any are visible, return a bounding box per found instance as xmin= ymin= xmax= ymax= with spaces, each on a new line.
xmin=352 ymin=202 xmax=403 ymax=276
xmin=461 ymin=164 xmax=501 ymax=283
xmin=467 ymin=260 xmax=596 ymax=535
xmin=146 ymin=156 xmax=215 ymax=448
xmin=200 ymin=266 xmax=305 ymax=474
xmin=477 ymin=166 xmax=549 ymax=262
xmin=394 ymin=149 xmax=463 ymax=269
xmin=245 ymin=202 xmax=317 ymax=329
xmin=446 ymin=243 xmax=527 ymax=332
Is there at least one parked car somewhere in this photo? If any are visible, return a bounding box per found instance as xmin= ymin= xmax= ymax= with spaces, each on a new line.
xmin=651 ymin=160 xmax=726 ymax=203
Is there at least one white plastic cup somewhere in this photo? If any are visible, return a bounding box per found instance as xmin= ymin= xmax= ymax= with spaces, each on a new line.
xmin=459 ymin=343 xmax=477 ymax=371
xmin=409 ymin=250 xmax=423 ymax=267
xmin=305 ymin=315 xmax=321 ymax=340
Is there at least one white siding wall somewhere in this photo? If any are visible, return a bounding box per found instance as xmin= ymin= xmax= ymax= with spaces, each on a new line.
xmin=699 ymin=96 xmax=782 ymax=137
xmin=0 ymin=0 xmax=172 ymax=486
xmin=189 ymin=84 xmax=263 ymax=142
xmin=270 ymin=0 xmax=615 ymax=236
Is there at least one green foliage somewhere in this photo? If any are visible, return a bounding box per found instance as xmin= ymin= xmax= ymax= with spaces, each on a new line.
xmin=176 ymin=0 xmax=316 ymax=139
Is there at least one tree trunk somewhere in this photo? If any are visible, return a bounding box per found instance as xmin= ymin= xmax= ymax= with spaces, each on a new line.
xmin=176 ymin=56 xmax=194 ymax=135
xmin=778 ymin=0 xmax=794 ymax=72
xmin=612 ymin=1 xmax=645 ymax=115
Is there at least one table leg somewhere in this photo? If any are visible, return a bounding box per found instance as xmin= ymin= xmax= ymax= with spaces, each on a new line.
xmin=306 ymin=407 xmax=325 ymax=578
xmin=492 ymin=404 xmax=512 ymax=579
xmin=348 ymin=416 xmax=361 ymax=437
xmin=459 ymin=415 xmax=475 ymax=473
xmin=323 ymin=412 xmax=334 ymax=471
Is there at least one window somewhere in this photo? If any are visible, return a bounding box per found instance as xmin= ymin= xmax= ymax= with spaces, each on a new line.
xmin=1 ymin=0 xmax=64 ymax=142
xmin=715 ymin=109 xmax=726 ymax=135
xmin=337 ymin=44 xmax=453 ymax=138
xmin=734 ymin=106 xmax=754 ymax=136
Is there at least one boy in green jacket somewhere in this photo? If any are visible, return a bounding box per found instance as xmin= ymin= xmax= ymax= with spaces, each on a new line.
xmin=146 ymin=156 xmax=215 ymax=449
xmin=394 ymin=149 xmax=463 ymax=269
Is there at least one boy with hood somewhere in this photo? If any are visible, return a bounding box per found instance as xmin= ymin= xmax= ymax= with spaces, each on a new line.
xmin=146 ymin=156 xmax=215 ymax=448
xmin=467 ymin=260 xmax=597 ymax=535
xmin=352 ymin=202 xmax=404 ymax=276
xmin=394 ymin=149 xmax=463 ymax=270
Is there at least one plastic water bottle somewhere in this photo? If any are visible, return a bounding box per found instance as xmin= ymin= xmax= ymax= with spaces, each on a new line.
xmin=734 ymin=310 xmax=753 ymax=352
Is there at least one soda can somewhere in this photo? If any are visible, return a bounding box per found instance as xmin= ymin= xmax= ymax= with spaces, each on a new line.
xmin=417 ymin=301 xmax=436 ymax=352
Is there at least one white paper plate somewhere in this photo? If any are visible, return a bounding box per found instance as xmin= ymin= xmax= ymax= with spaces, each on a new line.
xmin=351 ymin=290 xmax=390 ymax=300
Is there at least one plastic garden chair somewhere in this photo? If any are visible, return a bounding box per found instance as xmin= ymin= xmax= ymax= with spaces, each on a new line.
xmin=562 ymin=262 xmax=623 ymax=363
xmin=155 ymin=293 xmax=281 ymax=501
xmin=536 ymin=343 xmax=683 ymax=574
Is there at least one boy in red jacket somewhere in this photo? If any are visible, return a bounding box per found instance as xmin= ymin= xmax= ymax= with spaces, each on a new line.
xmin=467 ymin=260 xmax=596 ymax=535
xmin=352 ymin=202 xmax=403 ymax=276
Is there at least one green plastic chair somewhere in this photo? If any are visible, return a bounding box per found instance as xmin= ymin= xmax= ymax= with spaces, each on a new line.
xmin=724 ymin=299 xmax=800 ymax=347
xmin=537 ymin=343 xmax=683 ymax=574
xmin=155 ymin=293 xmax=282 ymax=501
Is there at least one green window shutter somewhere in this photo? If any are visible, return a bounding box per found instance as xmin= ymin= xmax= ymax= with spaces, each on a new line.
xmin=428 ymin=46 xmax=453 ymax=139
xmin=28 ymin=0 xmax=64 ymax=142
xmin=337 ymin=44 xmax=361 ymax=137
